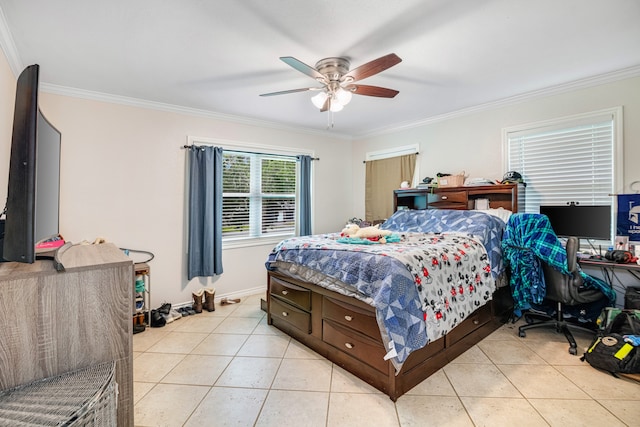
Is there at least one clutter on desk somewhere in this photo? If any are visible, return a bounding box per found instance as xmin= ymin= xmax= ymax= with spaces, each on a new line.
xmin=604 ymin=249 xmax=637 ymax=264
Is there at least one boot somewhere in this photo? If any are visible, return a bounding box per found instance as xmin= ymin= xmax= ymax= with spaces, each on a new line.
xmin=192 ymin=289 xmax=204 ymax=313
xmin=203 ymin=287 xmax=216 ymax=312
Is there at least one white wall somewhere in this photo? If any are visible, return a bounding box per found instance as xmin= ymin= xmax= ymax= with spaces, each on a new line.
xmin=0 ymin=48 xmax=15 ymax=206
xmin=350 ymin=76 xmax=640 ymax=217
xmin=0 ymin=52 xmax=354 ymax=308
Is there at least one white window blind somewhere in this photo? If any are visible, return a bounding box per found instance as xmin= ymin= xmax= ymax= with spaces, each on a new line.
xmin=505 ymin=110 xmax=619 ymax=242
xmin=221 ymin=151 xmax=296 ymax=241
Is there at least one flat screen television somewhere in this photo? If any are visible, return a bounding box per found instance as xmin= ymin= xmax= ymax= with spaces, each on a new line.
xmin=539 ymin=204 xmax=611 ymax=241
xmin=1 ymin=64 xmax=61 ymax=263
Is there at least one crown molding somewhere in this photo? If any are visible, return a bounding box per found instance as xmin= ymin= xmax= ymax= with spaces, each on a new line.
xmin=41 ymin=62 xmax=640 ymax=142
xmin=0 ymin=6 xmax=23 ymax=77
xmin=356 ymin=64 xmax=640 ymax=139
xmin=40 ymin=83 xmax=353 ymax=140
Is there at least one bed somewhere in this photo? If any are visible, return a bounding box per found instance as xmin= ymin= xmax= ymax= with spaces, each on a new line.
xmin=265 ymin=208 xmax=514 ymax=400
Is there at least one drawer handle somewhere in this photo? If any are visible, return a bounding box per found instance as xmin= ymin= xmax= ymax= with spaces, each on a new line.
xmin=473 ymin=319 xmax=479 ymax=325
xmin=282 ymin=311 xmax=289 ymax=317
xmin=281 ymin=290 xmax=289 ymax=296
xmin=344 ymin=315 xmax=353 ymax=322
xmin=441 ymin=195 xmax=448 ymax=200
xmin=344 ymin=342 xmax=354 ymax=349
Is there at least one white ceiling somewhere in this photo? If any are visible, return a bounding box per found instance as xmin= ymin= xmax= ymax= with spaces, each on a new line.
xmin=1 ymin=0 xmax=639 ymax=138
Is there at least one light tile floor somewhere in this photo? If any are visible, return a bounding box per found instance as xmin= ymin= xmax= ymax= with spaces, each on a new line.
xmin=133 ymin=293 xmax=640 ymax=426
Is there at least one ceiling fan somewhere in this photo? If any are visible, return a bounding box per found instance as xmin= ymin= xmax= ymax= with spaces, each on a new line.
xmin=259 ymin=53 xmax=402 ymax=113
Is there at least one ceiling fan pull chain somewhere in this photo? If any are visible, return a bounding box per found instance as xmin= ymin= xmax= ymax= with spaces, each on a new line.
xmin=326 ymin=110 xmax=336 ymax=129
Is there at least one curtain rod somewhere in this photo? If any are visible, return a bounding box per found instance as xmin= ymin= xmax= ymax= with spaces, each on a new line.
xmin=362 ymin=152 xmax=419 ymax=163
xmin=182 ymin=145 xmax=319 ymax=160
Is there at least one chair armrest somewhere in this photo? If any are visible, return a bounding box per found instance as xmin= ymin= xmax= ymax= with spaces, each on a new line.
xmin=565 ymin=236 xmax=579 ymax=272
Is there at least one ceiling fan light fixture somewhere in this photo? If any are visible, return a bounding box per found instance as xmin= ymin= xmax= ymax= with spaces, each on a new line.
xmin=311 ymin=91 xmax=328 ymax=109
xmin=329 ymin=101 xmax=344 ymax=112
xmin=334 ymin=87 xmax=352 ymax=106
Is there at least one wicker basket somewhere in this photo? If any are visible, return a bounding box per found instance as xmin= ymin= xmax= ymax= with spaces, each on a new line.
xmin=437 ymin=173 xmax=465 ymax=188
xmin=0 ymin=362 xmax=117 ymax=426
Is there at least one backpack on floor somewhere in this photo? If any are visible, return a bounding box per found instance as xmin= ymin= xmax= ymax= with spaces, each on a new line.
xmin=596 ymin=307 xmax=640 ymax=334
xmin=582 ymin=311 xmax=640 ymax=375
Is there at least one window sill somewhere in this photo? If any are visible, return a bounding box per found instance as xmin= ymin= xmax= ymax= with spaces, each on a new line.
xmin=223 ymin=236 xmax=292 ymax=250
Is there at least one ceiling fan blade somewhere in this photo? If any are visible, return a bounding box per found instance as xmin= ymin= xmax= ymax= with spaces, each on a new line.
xmin=350 ymin=84 xmax=399 ymax=98
xmin=343 ymin=53 xmax=402 ymax=83
xmin=280 ymin=56 xmax=327 ymax=82
xmin=259 ymin=87 xmax=319 ymax=97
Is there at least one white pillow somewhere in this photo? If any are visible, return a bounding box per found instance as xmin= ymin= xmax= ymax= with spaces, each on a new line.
xmin=476 ymin=207 xmax=512 ymax=223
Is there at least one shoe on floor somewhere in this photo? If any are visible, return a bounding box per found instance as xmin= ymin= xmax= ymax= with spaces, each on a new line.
xmin=162 ymin=308 xmax=182 ymax=323
xmin=150 ymin=309 xmax=166 ymax=327
xmin=221 ymin=297 xmax=241 ymax=305
xmin=158 ymin=302 xmax=171 ymax=315
xmin=192 ymin=289 xmax=204 ymax=313
xmin=204 ymin=287 xmax=216 ymax=312
xmin=178 ymin=306 xmax=196 ymax=316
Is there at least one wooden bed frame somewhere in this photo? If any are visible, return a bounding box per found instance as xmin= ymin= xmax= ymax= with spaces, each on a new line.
xmin=267 ymin=270 xmax=513 ymax=401
xmin=267 ymin=184 xmax=521 ymax=400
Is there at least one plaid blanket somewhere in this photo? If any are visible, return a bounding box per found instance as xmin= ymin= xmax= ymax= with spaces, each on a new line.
xmin=502 ymin=213 xmax=616 ymax=316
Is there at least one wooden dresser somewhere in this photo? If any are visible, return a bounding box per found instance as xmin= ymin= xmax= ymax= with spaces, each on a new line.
xmin=394 ymin=183 xmax=524 ymax=213
xmin=0 ymin=243 xmax=133 ymax=426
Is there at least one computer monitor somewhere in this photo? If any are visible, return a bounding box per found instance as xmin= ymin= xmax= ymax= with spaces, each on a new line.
xmin=539 ymin=205 xmax=611 ymax=241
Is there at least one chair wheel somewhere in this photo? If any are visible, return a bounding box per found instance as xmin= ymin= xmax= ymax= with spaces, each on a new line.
xmin=568 ymin=347 xmax=577 ymax=356
xmin=519 ymin=330 xmax=526 ymax=338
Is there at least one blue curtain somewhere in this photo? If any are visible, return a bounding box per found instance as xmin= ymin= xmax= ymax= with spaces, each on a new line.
xmin=298 ymin=155 xmax=312 ymax=236
xmin=187 ymin=146 xmax=223 ymax=279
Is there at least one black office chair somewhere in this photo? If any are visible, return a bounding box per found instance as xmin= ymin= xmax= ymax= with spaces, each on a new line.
xmin=518 ymin=236 xmax=607 ymax=355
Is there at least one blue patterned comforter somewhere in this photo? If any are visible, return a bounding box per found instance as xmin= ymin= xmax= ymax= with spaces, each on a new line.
xmin=266 ymin=209 xmax=507 ymax=370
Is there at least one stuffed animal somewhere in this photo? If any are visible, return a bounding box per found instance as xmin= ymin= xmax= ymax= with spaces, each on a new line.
xmin=341 ymin=223 xmax=361 ymax=236
xmin=341 ymin=224 xmax=392 ymax=242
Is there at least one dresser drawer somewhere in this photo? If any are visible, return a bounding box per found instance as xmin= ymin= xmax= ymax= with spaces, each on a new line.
xmin=323 ymin=320 xmax=387 ymax=374
xmin=428 ymin=191 xmax=467 ymax=209
xmin=445 ymin=304 xmax=492 ymax=346
xmin=270 ymin=276 xmax=311 ymax=311
xmin=270 ymin=297 xmax=311 ymax=334
xmin=322 ymin=297 xmax=380 ymax=340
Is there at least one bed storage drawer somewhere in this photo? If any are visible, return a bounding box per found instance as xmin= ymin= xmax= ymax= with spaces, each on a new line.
xmin=270 ymin=297 xmax=311 ymax=334
xmin=270 ymin=276 xmax=311 ymax=311
xmin=322 ymin=297 xmax=380 ymax=340
xmin=323 ymin=320 xmax=387 ymax=373
xmin=427 ymin=191 xmax=467 ymax=209
xmin=445 ymin=303 xmax=492 ymax=346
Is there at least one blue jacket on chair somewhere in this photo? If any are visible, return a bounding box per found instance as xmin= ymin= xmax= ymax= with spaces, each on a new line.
xmin=502 ymin=213 xmax=615 ymax=317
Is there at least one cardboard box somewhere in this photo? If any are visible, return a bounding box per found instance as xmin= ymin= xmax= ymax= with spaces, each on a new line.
xmin=437 ymin=174 xmax=465 ymax=187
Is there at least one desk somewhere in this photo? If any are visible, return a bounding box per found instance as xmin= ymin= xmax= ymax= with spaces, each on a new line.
xmin=579 ymin=258 xmax=640 ymax=306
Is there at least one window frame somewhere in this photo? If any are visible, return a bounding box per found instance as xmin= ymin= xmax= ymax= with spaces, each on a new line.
xmin=501 ymin=107 xmax=624 ymax=246
xmin=187 ymin=136 xmax=314 ymax=249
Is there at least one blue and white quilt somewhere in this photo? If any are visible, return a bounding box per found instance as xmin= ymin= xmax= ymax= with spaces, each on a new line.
xmin=266 ymin=209 xmax=507 ymax=370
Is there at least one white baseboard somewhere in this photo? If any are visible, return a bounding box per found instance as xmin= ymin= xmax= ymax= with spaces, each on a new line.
xmin=173 ymin=286 xmax=266 ymax=310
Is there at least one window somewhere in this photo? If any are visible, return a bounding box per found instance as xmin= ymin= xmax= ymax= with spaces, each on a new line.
xmin=221 ymin=151 xmax=297 ymax=241
xmin=364 ymin=144 xmax=419 ymax=221
xmin=504 ymin=107 xmax=622 ymax=243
